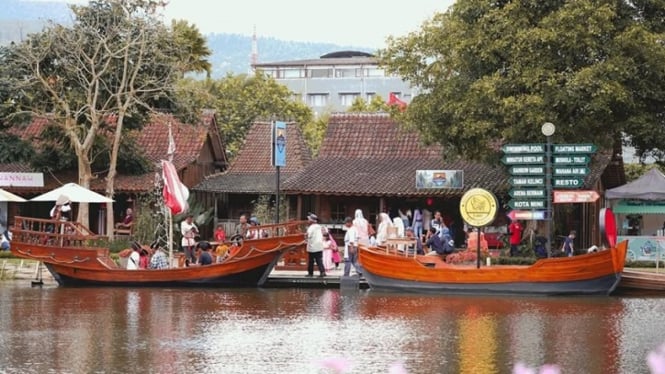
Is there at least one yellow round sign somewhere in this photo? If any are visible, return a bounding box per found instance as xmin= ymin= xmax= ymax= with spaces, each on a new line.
xmin=459 ymin=188 xmax=498 ymax=227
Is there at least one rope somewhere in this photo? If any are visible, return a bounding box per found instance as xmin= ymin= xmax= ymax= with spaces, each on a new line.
xmin=225 ymin=239 xmax=305 ymax=261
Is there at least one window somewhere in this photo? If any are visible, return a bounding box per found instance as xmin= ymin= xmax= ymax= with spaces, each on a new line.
xmin=335 ymin=68 xmax=356 ymax=78
xmin=366 ymin=92 xmax=376 ymax=101
xmin=281 ymin=68 xmax=304 ymax=78
xmin=308 ymin=68 xmax=333 ymax=78
xmin=307 ymin=93 xmax=329 ymax=106
xmin=339 ymin=92 xmax=360 ymax=107
xmin=365 ymin=68 xmax=385 ymax=77
xmin=330 ymin=201 xmax=346 ymax=222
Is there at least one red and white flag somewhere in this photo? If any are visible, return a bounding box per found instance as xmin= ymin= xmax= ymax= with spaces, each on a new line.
xmin=387 ymin=92 xmax=407 ymax=111
xmin=161 ymin=160 xmax=189 ymax=215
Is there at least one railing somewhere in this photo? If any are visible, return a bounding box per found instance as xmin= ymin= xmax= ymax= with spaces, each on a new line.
xmin=13 ymin=216 xmax=108 ymax=250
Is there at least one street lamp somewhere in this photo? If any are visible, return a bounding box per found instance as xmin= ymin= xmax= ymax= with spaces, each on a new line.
xmin=542 ymin=122 xmax=555 ymax=257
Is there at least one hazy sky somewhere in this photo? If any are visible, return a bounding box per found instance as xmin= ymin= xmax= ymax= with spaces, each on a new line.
xmin=58 ymin=0 xmax=456 ymax=48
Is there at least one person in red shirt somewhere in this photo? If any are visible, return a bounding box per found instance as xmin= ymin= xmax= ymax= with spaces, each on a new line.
xmin=214 ymin=223 xmax=226 ymax=242
xmin=508 ymin=219 xmax=523 ymax=257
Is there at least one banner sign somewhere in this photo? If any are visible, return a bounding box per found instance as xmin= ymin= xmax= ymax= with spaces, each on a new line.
xmin=416 ymin=170 xmax=464 ymax=189
xmin=0 ymin=172 xmax=44 ymax=187
xmin=271 ymin=121 xmax=287 ymax=167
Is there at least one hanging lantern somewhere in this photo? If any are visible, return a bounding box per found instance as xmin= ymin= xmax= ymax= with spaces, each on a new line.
xmin=426 ymin=197 xmax=434 ymax=206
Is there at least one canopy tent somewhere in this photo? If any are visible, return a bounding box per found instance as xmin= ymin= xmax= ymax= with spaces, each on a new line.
xmin=605 ymin=168 xmax=665 ymax=201
xmin=31 ymin=183 xmax=113 ymax=203
xmin=0 ymin=188 xmax=27 ymax=202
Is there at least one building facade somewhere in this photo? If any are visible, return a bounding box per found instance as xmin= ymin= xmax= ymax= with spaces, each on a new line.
xmin=252 ymin=51 xmax=415 ymax=114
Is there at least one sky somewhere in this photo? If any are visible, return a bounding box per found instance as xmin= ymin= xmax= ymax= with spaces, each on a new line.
xmin=57 ymin=0 xmax=456 ymax=49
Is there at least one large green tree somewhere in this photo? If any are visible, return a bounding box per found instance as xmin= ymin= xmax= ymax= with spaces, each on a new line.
xmin=174 ymin=73 xmax=315 ymax=157
xmin=0 ymin=0 xmax=202 ymax=233
xmin=379 ymin=0 xmax=665 ymax=162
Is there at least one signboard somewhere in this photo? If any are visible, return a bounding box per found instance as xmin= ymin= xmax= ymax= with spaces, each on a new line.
xmin=508 ymin=199 xmax=546 ymax=209
xmin=501 ymin=155 xmax=546 ymax=164
xmin=509 ymin=177 xmax=545 ymax=187
xmin=0 ymin=172 xmax=44 ymax=187
xmin=509 ymin=166 xmax=545 ymax=175
xmin=553 ymin=190 xmax=600 ymax=203
xmin=553 ymin=177 xmax=585 ymax=188
xmin=552 ymin=155 xmax=591 ymax=165
xmin=552 ymin=167 xmax=590 ymax=176
xmin=509 ymin=189 xmax=546 ymax=198
xmin=271 ymin=121 xmax=287 ymax=167
xmin=553 ymin=144 xmax=597 ymax=154
xmin=416 ymin=170 xmax=464 ymax=189
xmin=507 ymin=210 xmax=546 ymax=221
xmin=501 ymin=144 xmax=546 ymax=154
xmin=459 ymin=188 xmax=498 ymax=227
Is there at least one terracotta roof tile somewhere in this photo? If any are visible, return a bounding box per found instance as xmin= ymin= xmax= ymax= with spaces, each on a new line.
xmin=194 ymin=121 xmax=312 ymax=193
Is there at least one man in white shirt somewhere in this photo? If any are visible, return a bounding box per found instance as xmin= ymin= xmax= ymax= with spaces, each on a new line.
xmin=343 ymin=216 xmax=362 ymax=277
xmin=305 ymin=213 xmax=326 ymax=278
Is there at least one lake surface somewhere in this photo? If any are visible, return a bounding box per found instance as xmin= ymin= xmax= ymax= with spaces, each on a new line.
xmin=0 ymin=282 xmax=664 ymax=373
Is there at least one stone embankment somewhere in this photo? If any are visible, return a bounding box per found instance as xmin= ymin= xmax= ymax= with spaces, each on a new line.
xmin=0 ymin=259 xmax=53 ymax=282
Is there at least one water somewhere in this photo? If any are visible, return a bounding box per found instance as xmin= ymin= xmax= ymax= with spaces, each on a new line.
xmin=0 ymin=283 xmax=664 ymax=374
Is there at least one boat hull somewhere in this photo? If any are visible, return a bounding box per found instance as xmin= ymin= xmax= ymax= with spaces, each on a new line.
xmin=359 ymin=241 xmax=628 ymax=296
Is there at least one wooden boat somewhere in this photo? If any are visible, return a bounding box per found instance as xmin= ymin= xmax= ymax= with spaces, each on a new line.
xmin=616 ymin=268 xmax=665 ymax=293
xmin=10 ymin=216 xmax=306 ymax=287
xmin=357 ymin=240 xmax=628 ymax=296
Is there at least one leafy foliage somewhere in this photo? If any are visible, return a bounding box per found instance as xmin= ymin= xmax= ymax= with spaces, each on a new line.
xmin=174 ymin=73 xmax=315 ymax=158
xmin=0 ymin=133 xmax=35 ymax=164
xmin=379 ymin=0 xmax=665 ymax=162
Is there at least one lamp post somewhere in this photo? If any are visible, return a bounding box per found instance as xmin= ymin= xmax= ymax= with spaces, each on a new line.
xmin=542 ymin=122 xmax=556 ymax=257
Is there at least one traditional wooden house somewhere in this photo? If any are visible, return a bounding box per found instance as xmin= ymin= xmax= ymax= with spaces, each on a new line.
xmin=1 ymin=112 xmax=227 ymax=233
xmin=193 ymin=121 xmax=312 ymax=232
xmin=282 ymin=112 xmax=626 ymax=248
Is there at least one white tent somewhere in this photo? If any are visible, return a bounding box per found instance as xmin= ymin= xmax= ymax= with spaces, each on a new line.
xmin=605 ymin=168 xmax=665 ymax=201
xmin=31 ymin=183 xmax=113 ymax=203
xmin=0 ymin=188 xmax=27 ymax=202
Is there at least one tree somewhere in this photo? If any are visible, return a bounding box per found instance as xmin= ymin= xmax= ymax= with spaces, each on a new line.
xmin=174 ymin=73 xmax=315 ymax=157
xmin=0 ymin=0 xmax=189 ymax=234
xmin=379 ymin=0 xmax=665 ymax=162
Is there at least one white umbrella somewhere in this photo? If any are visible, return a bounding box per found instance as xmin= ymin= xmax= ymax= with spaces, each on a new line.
xmin=31 ymin=182 xmax=114 ymax=203
xmin=0 ymin=188 xmax=27 ymax=202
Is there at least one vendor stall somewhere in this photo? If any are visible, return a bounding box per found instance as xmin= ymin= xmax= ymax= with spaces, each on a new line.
xmin=606 ymin=168 xmax=665 ymax=261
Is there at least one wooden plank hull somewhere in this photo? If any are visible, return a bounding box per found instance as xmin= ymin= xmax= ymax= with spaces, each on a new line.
xmin=10 ymin=216 xmax=306 ymax=288
xmin=358 ymin=241 xmax=628 ymax=296
xmin=616 ymin=269 xmax=665 ymax=292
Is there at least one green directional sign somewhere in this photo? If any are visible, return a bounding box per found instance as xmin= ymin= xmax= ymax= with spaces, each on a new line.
xmin=553 ymin=177 xmax=585 ymax=189
xmin=509 ymin=165 xmax=546 ymax=175
xmin=508 ymin=199 xmax=547 ymax=209
xmin=509 ymin=177 xmax=546 ymax=187
xmin=553 ymin=166 xmax=590 ymax=176
xmin=501 ymin=155 xmax=546 ymax=164
xmin=502 ymin=144 xmax=546 ymax=154
xmin=552 ymin=155 xmax=591 ymax=165
xmin=553 ymin=144 xmax=597 ymax=154
xmin=509 ymin=189 xmax=546 ymax=198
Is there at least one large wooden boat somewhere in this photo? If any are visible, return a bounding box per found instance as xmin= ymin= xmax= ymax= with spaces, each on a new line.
xmin=358 ymin=241 xmax=628 ymax=296
xmin=10 ymin=216 xmax=306 ymax=287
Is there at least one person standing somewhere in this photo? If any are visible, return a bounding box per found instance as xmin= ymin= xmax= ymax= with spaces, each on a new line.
xmin=214 ymin=223 xmax=227 ymax=242
xmin=562 ymin=230 xmax=576 ymax=257
xmin=411 ymin=208 xmax=423 ymax=239
xmin=305 ymin=213 xmax=326 ymax=278
xmin=181 ymin=214 xmax=198 ymax=266
xmin=234 ymin=214 xmax=249 ymax=237
xmin=353 ymin=209 xmax=371 ymax=246
xmin=343 ymin=216 xmax=361 ymax=277
xmin=508 ymin=218 xmax=523 ymax=257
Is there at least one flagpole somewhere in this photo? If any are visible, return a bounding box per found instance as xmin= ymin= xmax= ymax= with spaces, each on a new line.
xmin=167 ymin=121 xmax=175 ymax=267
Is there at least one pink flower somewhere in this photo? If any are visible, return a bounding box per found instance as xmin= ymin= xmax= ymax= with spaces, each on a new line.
xmin=317 ymin=357 xmax=352 ymax=373
xmin=388 ymin=361 xmax=408 ymax=374
xmin=513 ymin=362 xmax=560 ymax=374
xmin=648 ymin=343 xmax=665 ymax=374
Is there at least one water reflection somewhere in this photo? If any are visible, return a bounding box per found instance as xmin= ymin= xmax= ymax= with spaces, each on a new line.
xmin=0 ymin=283 xmax=663 ymax=373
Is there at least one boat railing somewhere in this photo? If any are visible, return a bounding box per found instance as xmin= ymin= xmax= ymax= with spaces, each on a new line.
xmin=383 ymin=238 xmax=419 ymax=258
xmin=13 ymin=216 xmax=109 ymax=252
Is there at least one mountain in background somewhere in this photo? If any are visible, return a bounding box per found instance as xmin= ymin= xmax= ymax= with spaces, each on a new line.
xmin=1 ymin=0 xmax=374 ymax=77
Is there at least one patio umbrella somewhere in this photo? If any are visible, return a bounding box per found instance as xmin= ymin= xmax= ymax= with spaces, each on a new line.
xmin=31 ymin=182 xmax=113 ymax=203
xmin=0 ymin=188 xmax=27 ymax=202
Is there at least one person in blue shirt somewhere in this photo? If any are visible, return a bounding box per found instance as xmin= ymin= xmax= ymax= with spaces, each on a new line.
xmin=426 ymin=227 xmax=444 ymax=255
xmin=196 ymin=241 xmax=213 ymax=265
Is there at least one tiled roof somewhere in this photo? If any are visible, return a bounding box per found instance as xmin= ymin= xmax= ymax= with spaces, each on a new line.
xmin=194 ymin=121 xmax=312 ymax=193
xmin=282 ymin=113 xmax=612 ymax=197
xmin=4 ymin=113 xmax=223 ymax=193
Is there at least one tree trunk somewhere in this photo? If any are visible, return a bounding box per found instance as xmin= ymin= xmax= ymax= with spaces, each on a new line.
xmin=105 ymin=112 xmax=125 ymax=240
xmin=77 ymin=155 xmax=93 ymax=227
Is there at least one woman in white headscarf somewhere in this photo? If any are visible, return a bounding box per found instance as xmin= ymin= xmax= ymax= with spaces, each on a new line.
xmin=392 ymin=216 xmax=406 ymax=251
xmin=353 ymin=209 xmax=370 ymax=246
xmin=376 ymin=213 xmax=393 ymax=245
